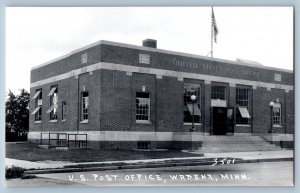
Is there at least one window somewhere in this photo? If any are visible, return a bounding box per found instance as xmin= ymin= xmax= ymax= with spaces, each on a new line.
xmin=137 ymin=142 xmax=151 ymax=150
xmin=136 ymin=92 xmax=150 ymax=123
xmin=274 ymin=73 xmax=281 ymax=82
xmin=272 ymin=103 xmax=281 ymax=125
xmin=211 ymin=86 xmax=226 ymax=100
xmin=81 ymin=53 xmax=88 ymax=64
xmin=183 ymin=83 xmax=201 ymax=123
xmin=236 ymin=88 xmax=251 ymax=124
xmin=32 ymin=89 xmax=42 ymax=121
xmin=62 ymin=101 xmax=66 ymax=121
xmin=236 ymin=88 xmax=249 ymax=107
xmin=81 ymin=91 xmax=89 ymax=121
xmin=139 ymin=53 xmax=150 ymax=64
xmin=47 ymin=86 xmax=58 ymax=121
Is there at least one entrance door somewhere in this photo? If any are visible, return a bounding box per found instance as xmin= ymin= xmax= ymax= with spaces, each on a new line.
xmin=212 ymin=107 xmax=234 ymax=135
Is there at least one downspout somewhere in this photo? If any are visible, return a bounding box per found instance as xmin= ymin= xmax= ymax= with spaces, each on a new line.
xmin=155 ymin=77 xmax=158 ymax=134
xmin=77 ymin=75 xmax=80 ymax=134
xmin=284 ymin=91 xmax=287 ymax=135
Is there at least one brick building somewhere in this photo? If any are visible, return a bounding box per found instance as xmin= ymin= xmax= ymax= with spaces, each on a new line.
xmin=28 ymin=39 xmax=294 ymax=150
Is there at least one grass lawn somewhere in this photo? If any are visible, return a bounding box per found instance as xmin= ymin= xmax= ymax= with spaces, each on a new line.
xmin=6 ymin=142 xmax=200 ymax=163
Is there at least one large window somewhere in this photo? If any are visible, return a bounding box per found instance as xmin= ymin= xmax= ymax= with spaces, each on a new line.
xmin=81 ymin=91 xmax=89 ymax=122
xmin=47 ymin=86 xmax=58 ymax=121
xmin=211 ymin=86 xmax=226 ymax=100
xmin=32 ymin=89 xmax=42 ymax=121
xmin=272 ymin=103 xmax=281 ymax=125
xmin=236 ymin=88 xmax=251 ymax=124
xmin=183 ymin=83 xmax=201 ymax=123
xmin=136 ymin=92 xmax=150 ymax=123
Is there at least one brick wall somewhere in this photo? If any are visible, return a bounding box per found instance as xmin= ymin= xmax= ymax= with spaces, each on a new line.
xmin=29 ymin=70 xmax=101 ymax=135
xmin=252 ymin=87 xmax=290 ymax=134
xmin=29 ymin=77 xmax=79 ymax=132
xmin=78 ymin=71 xmax=101 ymax=131
xmin=31 ymin=45 xmax=101 ymax=82
xmin=31 ymin=42 xmax=293 ymax=87
xmin=100 ymin=69 xmax=132 ymax=131
xmin=204 ymin=83 xmax=211 ymax=134
xmin=98 ymin=141 xmax=202 ymax=150
xmin=286 ymin=90 xmax=294 ymax=134
xmin=156 ymin=76 xmax=184 ymax=132
xmin=100 ymin=44 xmax=293 ymax=85
xmin=252 ymin=87 xmax=271 ymax=133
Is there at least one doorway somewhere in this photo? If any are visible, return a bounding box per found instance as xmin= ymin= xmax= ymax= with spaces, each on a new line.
xmin=212 ymin=107 xmax=234 ymax=135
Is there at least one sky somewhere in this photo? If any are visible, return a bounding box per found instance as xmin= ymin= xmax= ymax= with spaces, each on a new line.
xmin=5 ymin=7 xmax=293 ymax=94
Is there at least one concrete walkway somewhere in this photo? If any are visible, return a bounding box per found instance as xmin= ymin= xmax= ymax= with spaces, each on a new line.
xmin=5 ymin=150 xmax=294 ymax=170
xmin=203 ymin=150 xmax=294 ymax=160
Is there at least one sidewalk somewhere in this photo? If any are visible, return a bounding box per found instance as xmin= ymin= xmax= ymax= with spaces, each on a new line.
xmin=6 ymin=150 xmax=294 ymax=172
xmin=203 ymin=150 xmax=294 ymax=160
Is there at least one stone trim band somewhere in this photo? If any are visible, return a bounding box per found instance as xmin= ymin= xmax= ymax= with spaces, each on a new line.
xmin=28 ymin=131 xmax=294 ymax=142
xmin=30 ymin=62 xmax=294 ymax=91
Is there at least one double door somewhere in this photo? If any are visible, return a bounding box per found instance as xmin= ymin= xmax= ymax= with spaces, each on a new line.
xmin=212 ymin=107 xmax=234 ymax=135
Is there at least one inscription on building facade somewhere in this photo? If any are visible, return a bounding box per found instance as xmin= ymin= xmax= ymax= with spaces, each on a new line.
xmin=173 ymin=58 xmax=260 ymax=78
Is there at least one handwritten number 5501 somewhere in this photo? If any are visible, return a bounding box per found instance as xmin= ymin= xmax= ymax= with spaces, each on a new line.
xmin=212 ymin=158 xmax=235 ymax=166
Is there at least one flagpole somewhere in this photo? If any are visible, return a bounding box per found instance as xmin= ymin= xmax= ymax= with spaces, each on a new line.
xmin=211 ymin=6 xmax=214 ymax=58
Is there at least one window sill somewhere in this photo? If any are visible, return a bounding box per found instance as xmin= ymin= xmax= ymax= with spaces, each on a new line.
xmin=273 ymin=125 xmax=282 ymax=128
xmin=136 ymin=121 xmax=151 ymax=124
xmin=34 ymin=121 xmax=41 ymax=124
xmin=236 ymin=124 xmax=251 ymax=127
xmin=183 ymin=123 xmax=202 ymax=126
xmin=62 ymin=119 xmax=66 ymax=122
xmin=80 ymin=120 xmax=89 ymax=124
xmin=50 ymin=120 xmax=58 ymax=123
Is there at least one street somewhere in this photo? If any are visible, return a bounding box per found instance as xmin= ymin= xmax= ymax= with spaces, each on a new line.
xmin=9 ymin=161 xmax=293 ymax=186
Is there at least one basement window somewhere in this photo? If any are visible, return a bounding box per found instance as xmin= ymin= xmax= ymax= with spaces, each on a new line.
xmin=137 ymin=141 xmax=151 ymax=150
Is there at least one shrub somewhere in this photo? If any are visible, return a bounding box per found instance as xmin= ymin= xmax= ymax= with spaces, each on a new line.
xmin=21 ymin=175 xmax=36 ymax=179
xmin=5 ymin=166 xmax=25 ymax=179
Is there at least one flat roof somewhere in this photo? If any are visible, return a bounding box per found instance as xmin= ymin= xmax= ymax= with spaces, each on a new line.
xmin=31 ymin=40 xmax=293 ymax=73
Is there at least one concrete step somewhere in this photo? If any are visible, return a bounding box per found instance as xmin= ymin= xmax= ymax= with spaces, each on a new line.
xmin=202 ymin=145 xmax=279 ymax=149
xmin=202 ymin=141 xmax=270 ymax=144
xmin=199 ymin=146 xmax=282 ymax=152
xmin=201 ymin=145 xmax=281 ymax=149
xmin=198 ymin=149 xmax=282 ymax=153
xmin=200 ymin=136 xmax=281 ymax=153
xmin=202 ymin=144 xmax=280 ymax=149
xmin=203 ymin=139 xmax=267 ymax=142
xmin=203 ymin=136 xmax=263 ymax=139
xmin=202 ymin=141 xmax=277 ymax=145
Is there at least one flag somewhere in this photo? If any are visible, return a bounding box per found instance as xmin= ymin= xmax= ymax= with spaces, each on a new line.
xmin=212 ymin=7 xmax=218 ymax=43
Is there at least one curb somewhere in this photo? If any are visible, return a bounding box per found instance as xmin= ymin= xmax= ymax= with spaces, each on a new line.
xmin=24 ymin=157 xmax=293 ymax=175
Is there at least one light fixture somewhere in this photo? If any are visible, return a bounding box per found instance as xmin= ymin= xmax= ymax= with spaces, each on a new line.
xmin=191 ymin=95 xmax=197 ymax=101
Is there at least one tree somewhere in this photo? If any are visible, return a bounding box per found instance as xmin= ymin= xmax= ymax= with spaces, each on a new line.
xmin=6 ymin=89 xmax=30 ymax=141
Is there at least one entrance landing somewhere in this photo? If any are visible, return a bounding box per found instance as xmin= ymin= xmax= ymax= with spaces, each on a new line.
xmin=199 ymin=135 xmax=282 ymax=153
